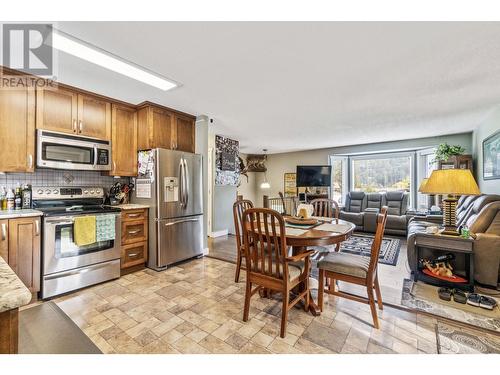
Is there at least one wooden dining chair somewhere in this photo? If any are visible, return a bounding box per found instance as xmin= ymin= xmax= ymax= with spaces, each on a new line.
xmin=310 ymin=198 xmax=341 ymax=251
xmin=233 ymin=199 xmax=254 ymax=283
xmin=242 ymin=208 xmax=314 ymax=338
xmin=317 ymin=206 xmax=388 ymax=328
xmin=310 ymin=198 xmax=340 ymax=222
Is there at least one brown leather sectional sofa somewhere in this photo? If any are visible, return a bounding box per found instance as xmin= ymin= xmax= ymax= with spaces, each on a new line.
xmin=339 ymin=191 xmax=410 ymax=236
xmin=407 ymin=194 xmax=500 ymax=287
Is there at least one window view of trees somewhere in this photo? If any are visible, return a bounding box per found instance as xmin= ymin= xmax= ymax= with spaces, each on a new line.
xmin=352 ymin=155 xmax=411 ymax=193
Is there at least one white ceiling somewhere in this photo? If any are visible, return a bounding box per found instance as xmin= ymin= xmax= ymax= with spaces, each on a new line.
xmin=55 ymin=22 xmax=500 ymax=153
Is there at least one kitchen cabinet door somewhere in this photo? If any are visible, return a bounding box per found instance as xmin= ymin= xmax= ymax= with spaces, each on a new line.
xmin=174 ymin=114 xmax=195 ymax=153
xmin=0 ymin=86 xmax=35 ymax=172
xmin=36 ymin=87 xmax=78 ymax=135
xmin=109 ymin=105 xmax=138 ymax=176
xmin=0 ymin=220 xmax=8 ymax=261
xmin=8 ymin=217 xmax=41 ymax=294
xmin=152 ymin=107 xmax=174 ymax=149
xmin=77 ymin=94 xmax=111 ymax=140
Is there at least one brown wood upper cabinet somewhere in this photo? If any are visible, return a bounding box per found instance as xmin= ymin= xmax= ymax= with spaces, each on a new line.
xmin=137 ymin=103 xmax=195 ymax=153
xmin=108 ymin=104 xmax=138 ymax=176
xmin=0 ymin=85 xmax=35 ymax=173
xmin=36 ymin=87 xmax=111 ymax=140
xmin=174 ymin=113 xmax=196 ymax=153
xmin=7 ymin=217 xmax=41 ymax=294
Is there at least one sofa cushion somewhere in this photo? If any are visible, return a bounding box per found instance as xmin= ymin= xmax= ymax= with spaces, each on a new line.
xmin=339 ymin=211 xmax=364 ymax=226
xmin=346 ymin=191 xmax=366 ymax=213
xmin=384 ymin=191 xmax=408 ymax=216
xmin=366 ymin=193 xmax=383 ymax=210
xmin=386 ymin=215 xmax=407 ymax=230
xmin=318 ymin=252 xmax=370 ymax=278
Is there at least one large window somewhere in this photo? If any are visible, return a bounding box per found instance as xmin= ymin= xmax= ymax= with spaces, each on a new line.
xmin=350 ymin=152 xmax=414 ymax=206
xmin=330 ymin=156 xmax=348 ymax=204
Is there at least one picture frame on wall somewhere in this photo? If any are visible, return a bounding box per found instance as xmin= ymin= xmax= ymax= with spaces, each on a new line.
xmin=483 ymin=129 xmax=500 ymax=180
xmin=283 ymin=172 xmax=297 ymax=196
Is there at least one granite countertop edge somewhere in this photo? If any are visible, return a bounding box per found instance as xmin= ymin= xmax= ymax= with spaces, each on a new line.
xmin=111 ymin=204 xmax=150 ymax=210
xmin=0 ymin=209 xmax=44 ymax=219
xmin=0 ymin=256 xmax=32 ymax=313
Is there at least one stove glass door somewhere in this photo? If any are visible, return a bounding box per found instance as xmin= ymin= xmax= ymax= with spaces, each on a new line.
xmin=55 ymin=223 xmax=114 ymax=258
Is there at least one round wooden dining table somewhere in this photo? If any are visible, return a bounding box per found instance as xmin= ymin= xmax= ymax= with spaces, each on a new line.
xmin=283 ymin=219 xmax=356 ymax=316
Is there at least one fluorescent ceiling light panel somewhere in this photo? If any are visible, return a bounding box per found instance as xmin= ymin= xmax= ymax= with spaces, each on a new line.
xmin=52 ymin=31 xmax=178 ymax=91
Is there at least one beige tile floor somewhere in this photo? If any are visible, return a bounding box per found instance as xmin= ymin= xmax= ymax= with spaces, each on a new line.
xmin=54 ymin=256 xmax=440 ymax=354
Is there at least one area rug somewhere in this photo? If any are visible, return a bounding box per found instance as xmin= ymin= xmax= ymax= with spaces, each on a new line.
xmin=436 ymin=321 xmax=500 ymax=354
xmin=19 ymin=302 xmax=101 ymax=354
xmin=337 ymin=234 xmax=401 ymax=266
xmin=401 ymin=278 xmax=500 ymax=332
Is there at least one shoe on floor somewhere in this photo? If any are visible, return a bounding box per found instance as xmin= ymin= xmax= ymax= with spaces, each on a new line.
xmin=438 ymin=287 xmax=452 ymax=301
xmin=479 ymin=295 xmax=497 ymax=310
xmin=452 ymin=289 xmax=467 ymax=304
xmin=467 ymin=293 xmax=481 ymax=307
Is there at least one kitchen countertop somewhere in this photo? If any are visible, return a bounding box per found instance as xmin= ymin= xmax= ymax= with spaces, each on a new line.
xmin=112 ymin=204 xmax=150 ymax=210
xmin=0 ymin=256 xmax=32 ymax=313
xmin=0 ymin=209 xmax=43 ymax=219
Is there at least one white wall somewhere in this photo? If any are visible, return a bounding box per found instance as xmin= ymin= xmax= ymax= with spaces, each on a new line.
xmin=254 ymin=132 xmax=473 ymax=204
xmin=195 ymin=116 xmax=209 ymax=249
xmin=472 ymin=107 xmax=500 ymax=194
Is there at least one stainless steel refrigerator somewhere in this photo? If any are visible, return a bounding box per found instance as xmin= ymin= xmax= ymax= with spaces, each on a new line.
xmin=132 ymin=148 xmax=203 ymax=270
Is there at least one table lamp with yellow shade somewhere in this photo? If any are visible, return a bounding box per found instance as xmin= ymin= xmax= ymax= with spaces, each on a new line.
xmin=419 ymin=169 xmax=480 ymax=235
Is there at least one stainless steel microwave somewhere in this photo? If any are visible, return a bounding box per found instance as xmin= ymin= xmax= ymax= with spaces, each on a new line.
xmin=37 ymin=130 xmax=112 ymax=171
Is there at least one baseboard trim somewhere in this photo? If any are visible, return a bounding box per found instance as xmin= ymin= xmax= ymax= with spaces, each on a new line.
xmin=209 ymin=229 xmax=228 ymax=238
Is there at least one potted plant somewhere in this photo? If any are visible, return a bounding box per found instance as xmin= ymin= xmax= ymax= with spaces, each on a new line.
xmin=432 ymin=143 xmax=465 ymax=164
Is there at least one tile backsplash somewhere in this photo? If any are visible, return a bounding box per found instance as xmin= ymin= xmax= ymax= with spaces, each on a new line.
xmin=0 ymin=169 xmax=130 ymax=191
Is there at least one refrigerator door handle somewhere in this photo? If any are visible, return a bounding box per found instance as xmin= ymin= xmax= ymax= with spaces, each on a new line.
xmin=183 ymin=158 xmax=189 ymax=207
xmin=163 ymin=218 xmax=199 ymax=226
xmin=178 ymin=157 xmax=185 ymax=207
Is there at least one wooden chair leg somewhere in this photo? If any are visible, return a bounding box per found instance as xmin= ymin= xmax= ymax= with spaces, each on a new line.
xmin=318 ymin=269 xmax=324 ymax=312
xmin=280 ymin=290 xmax=289 ymax=338
xmin=235 ymin=252 xmax=242 ymax=283
xmin=367 ymin=286 xmax=379 ymax=329
xmin=374 ymin=275 xmax=383 ymax=310
xmin=303 ymin=277 xmax=310 ymax=312
xmin=243 ymin=281 xmax=252 ymax=322
xmin=335 ymin=243 xmax=341 ymax=252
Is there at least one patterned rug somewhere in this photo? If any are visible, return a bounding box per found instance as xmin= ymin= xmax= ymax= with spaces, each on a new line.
xmin=401 ymin=279 xmax=500 ymax=332
xmin=337 ymin=234 xmax=401 ymax=266
xmin=436 ymin=321 xmax=500 ymax=354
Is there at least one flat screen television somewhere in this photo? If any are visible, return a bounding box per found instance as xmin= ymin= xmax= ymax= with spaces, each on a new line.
xmin=296 ymin=165 xmax=332 ymax=187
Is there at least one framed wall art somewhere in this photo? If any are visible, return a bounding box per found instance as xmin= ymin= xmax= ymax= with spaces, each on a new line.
xmin=483 ymin=130 xmax=500 ymax=180
xmin=283 ymin=172 xmax=297 ymax=196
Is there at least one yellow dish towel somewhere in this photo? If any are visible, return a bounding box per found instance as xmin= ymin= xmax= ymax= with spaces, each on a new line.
xmin=74 ymin=216 xmax=96 ymax=246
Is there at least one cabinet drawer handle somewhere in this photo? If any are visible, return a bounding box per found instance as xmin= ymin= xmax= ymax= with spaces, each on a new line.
xmin=79 ymin=120 xmax=83 ymax=133
xmin=28 ymin=154 xmax=33 ymax=169
xmin=127 ymin=213 xmax=141 ymax=218
xmin=73 ymin=119 xmax=77 ymax=132
xmin=1 ymin=223 xmax=6 ymax=241
xmin=127 ymin=229 xmax=141 ymax=235
xmin=35 ymin=220 xmax=40 ymax=236
xmin=128 ymin=252 xmax=139 ymax=257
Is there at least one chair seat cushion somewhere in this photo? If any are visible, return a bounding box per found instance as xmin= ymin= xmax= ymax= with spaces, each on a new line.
xmin=253 ymin=260 xmax=305 ymax=281
xmin=317 ymin=252 xmax=370 ymax=278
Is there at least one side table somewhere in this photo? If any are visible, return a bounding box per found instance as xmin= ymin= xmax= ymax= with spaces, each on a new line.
xmin=414 ymin=232 xmax=474 ymax=292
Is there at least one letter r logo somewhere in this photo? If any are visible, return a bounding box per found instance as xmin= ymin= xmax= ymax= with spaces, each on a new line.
xmin=2 ymin=24 xmax=53 ymax=76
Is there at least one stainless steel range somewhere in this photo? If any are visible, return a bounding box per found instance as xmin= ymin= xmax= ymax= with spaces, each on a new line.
xmin=33 ymin=187 xmax=121 ymax=299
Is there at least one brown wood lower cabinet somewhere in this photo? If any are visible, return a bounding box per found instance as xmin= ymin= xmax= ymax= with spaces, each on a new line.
xmin=5 ymin=217 xmax=41 ymax=295
xmin=0 ymin=309 xmax=18 ymax=354
xmin=120 ymin=209 xmax=148 ymax=272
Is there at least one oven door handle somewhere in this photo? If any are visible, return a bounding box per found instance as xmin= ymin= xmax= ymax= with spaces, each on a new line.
xmin=44 ymin=261 xmax=112 ymax=280
xmin=93 ymin=146 xmax=98 ymax=168
xmin=44 ymin=219 xmax=74 ymax=225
